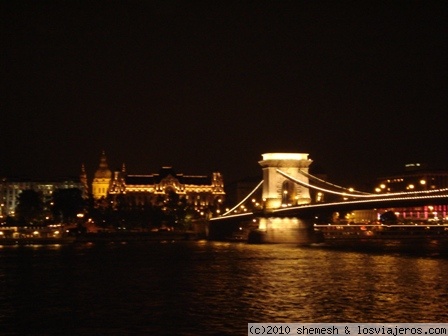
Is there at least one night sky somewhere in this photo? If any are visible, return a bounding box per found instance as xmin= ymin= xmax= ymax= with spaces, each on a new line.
xmin=1 ymin=1 xmax=447 ymax=188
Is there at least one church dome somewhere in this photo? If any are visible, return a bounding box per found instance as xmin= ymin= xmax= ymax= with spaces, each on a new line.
xmin=94 ymin=151 xmax=112 ymax=179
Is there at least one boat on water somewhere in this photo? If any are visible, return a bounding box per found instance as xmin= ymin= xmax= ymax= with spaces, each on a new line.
xmin=0 ymin=225 xmax=76 ymax=245
xmin=0 ymin=237 xmax=77 ymax=245
xmin=313 ymin=223 xmax=448 ymax=252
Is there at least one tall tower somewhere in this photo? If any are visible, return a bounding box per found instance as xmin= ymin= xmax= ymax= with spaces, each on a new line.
xmin=92 ymin=151 xmax=112 ymax=200
xmin=259 ymin=153 xmax=312 ymax=210
xmin=109 ymin=163 xmax=127 ymax=195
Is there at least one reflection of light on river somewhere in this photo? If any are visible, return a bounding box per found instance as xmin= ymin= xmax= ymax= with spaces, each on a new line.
xmin=189 ymin=242 xmax=448 ymax=323
xmin=0 ymin=241 xmax=447 ymax=335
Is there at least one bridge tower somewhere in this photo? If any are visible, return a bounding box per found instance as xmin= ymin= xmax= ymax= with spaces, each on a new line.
xmin=259 ymin=153 xmax=312 ymax=210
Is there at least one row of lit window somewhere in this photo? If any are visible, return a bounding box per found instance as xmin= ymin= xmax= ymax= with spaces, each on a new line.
xmin=375 ymin=179 xmax=439 ymax=192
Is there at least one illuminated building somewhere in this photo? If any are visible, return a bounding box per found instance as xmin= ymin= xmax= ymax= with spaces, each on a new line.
xmin=92 ymin=151 xmax=112 ymax=200
xmin=374 ymin=163 xmax=448 ymax=221
xmin=0 ymin=176 xmax=85 ymax=218
xmin=375 ymin=163 xmax=448 ymax=193
xmin=91 ymin=152 xmax=225 ymax=211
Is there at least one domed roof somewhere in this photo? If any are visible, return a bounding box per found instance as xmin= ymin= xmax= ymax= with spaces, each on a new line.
xmin=94 ymin=151 xmax=112 ymax=179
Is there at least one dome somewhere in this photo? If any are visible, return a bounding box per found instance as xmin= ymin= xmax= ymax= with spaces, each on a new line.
xmin=94 ymin=151 xmax=112 ymax=179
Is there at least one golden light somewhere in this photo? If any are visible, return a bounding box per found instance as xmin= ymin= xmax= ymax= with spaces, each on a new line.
xmin=420 ymin=180 xmax=426 ymax=185
xmin=261 ymin=153 xmax=309 ymax=161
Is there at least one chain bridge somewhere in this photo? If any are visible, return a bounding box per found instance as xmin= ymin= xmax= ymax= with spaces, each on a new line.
xmin=208 ymin=153 xmax=448 ymax=244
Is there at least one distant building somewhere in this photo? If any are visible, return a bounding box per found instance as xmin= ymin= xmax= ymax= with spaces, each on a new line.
xmin=90 ymin=152 xmax=225 ymax=212
xmin=375 ymin=163 xmax=448 ymax=193
xmin=0 ymin=176 xmax=85 ymax=218
xmin=91 ymin=151 xmax=113 ymax=200
xmin=373 ymin=163 xmax=448 ymax=222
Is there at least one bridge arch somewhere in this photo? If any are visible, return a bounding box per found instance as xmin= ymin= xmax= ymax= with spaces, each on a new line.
xmin=259 ymin=153 xmax=312 ymax=210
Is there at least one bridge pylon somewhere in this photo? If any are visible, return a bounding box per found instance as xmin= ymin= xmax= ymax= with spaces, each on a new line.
xmin=259 ymin=153 xmax=313 ymax=210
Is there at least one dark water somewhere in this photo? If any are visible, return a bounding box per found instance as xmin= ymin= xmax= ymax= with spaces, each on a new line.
xmin=0 ymin=241 xmax=447 ymax=335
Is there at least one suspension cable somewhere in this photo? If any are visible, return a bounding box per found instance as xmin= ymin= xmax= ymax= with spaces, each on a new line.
xmin=298 ymin=169 xmax=372 ymax=195
xmin=277 ymin=169 xmax=447 ymax=199
xmin=221 ymin=180 xmax=264 ymax=216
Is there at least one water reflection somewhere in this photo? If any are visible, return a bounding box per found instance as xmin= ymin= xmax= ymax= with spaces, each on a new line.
xmin=0 ymin=241 xmax=447 ymax=335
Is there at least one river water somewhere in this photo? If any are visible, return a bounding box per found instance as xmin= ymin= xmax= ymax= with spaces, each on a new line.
xmin=0 ymin=241 xmax=447 ymax=335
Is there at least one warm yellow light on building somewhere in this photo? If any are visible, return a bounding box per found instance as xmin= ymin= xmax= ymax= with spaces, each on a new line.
xmin=420 ymin=180 xmax=426 ymax=185
xmin=261 ymin=153 xmax=309 ymax=161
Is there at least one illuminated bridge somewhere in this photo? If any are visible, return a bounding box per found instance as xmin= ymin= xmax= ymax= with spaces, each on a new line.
xmin=208 ymin=153 xmax=448 ymax=243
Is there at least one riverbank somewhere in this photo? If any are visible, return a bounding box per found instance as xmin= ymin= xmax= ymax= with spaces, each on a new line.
xmin=0 ymin=237 xmax=77 ymax=245
xmin=0 ymin=231 xmax=201 ymax=245
xmin=75 ymin=231 xmax=200 ymax=243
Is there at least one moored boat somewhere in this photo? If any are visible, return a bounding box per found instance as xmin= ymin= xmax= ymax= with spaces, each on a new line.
xmin=313 ymin=223 xmax=448 ymax=252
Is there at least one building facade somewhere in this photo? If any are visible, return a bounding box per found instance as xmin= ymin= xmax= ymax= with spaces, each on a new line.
xmin=0 ymin=176 xmax=86 ymax=219
xmin=375 ymin=163 xmax=448 ymax=193
xmin=91 ymin=151 xmax=113 ymax=200
xmin=91 ymin=152 xmax=225 ymax=213
xmin=373 ymin=163 xmax=448 ymax=222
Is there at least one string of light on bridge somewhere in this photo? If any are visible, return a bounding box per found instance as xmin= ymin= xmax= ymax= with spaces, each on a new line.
xmin=221 ymin=180 xmax=264 ymax=217
xmin=297 ymin=169 xmax=372 ymax=195
xmin=216 ymin=169 xmax=447 ymax=218
xmin=272 ymin=193 xmax=448 ymax=214
xmin=277 ymin=169 xmax=448 ymax=199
